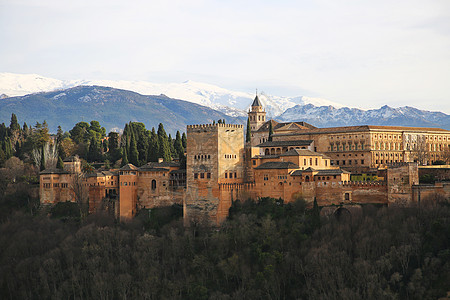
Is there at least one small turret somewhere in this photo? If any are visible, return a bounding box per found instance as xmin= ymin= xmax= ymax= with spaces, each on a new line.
xmin=248 ymin=92 xmax=266 ymax=131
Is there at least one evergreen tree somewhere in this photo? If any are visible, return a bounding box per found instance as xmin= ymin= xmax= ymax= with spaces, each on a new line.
xmin=0 ymin=147 xmax=5 ymax=167
xmin=87 ymin=136 xmax=102 ymax=162
xmin=121 ymin=148 xmax=129 ymax=167
xmin=9 ymin=113 xmax=20 ymax=132
xmin=129 ymin=131 xmax=139 ymax=166
xmin=174 ymin=131 xmax=184 ymax=155
xmin=182 ymin=132 xmax=187 ymax=149
xmin=56 ymin=156 xmax=64 ymax=169
xmin=246 ymin=117 xmax=251 ymax=143
xmin=157 ymin=123 xmax=171 ymax=162
xmin=268 ymin=121 xmax=273 ymax=142
xmin=40 ymin=145 xmax=46 ymax=171
xmin=217 ymin=119 xmax=222 ymax=124
xmin=168 ymin=134 xmax=176 ymax=157
xmin=311 ymin=197 xmax=321 ymax=230
xmin=56 ymin=126 xmax=64 ymax=144
xmin=147 ymin=128 xmax=159 ymax=162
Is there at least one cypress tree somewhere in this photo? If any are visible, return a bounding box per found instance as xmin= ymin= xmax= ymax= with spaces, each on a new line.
xmin=57 ymin=156 xmax=64 ymax=169
xmin=268 ymin=121 xmax=273 ymax=142
xmin=168 ymin=133 xmax=176 ymax=157
xmin=182 ymin=132 xmax=187 ymax=149
xmin=129 ymin=131 xmax=139 ymax=166
xmin=40 ymin=145 xmax=46 ymax=171
xmin=147 ymin=128 xmax=159 ymax=162
xmin=174 ymin=131 xmax=183 ymax=155
xmin=157 ymin=123 xmax=171 ymax=162
xmin=246 ymin=117 xmax=251 ymax=143
xmin=121 ymin=148 xmax=129 ymax=167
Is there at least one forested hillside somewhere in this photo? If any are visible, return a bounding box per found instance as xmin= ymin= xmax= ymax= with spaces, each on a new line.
xmin=0 ymin=198 xmax=449 ymax=299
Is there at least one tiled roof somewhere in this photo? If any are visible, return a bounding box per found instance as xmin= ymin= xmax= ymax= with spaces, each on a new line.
xmin=40 ymin=168 xmax=70 ymax=175
xmin=141 ymin=161 xmax=179 ymax=168
xmin=257 ymin=140 xmax=313 ymax=147
xmin=255 ymin=120 xmax=316 ymax=133
xmin=252 ymin=95 xmax=262 ymax=107
xmin=255 ymin=161 xmax=299 ymax=170
xmin=291 ymin=168 xmax=349 ymax=176
xmin=139 ymin=167 xmax=170 ymax=172
xmin=280 ymin=149 xmax=322 ymax=156
xmin=272 ymin=125 xmax=450 ymax=137
xmin=119 ymin=163 xmax=138 ymax=171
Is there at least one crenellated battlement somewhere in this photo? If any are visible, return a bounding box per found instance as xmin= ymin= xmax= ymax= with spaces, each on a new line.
xmin=187 ymin=123 xmax=244 ymax=129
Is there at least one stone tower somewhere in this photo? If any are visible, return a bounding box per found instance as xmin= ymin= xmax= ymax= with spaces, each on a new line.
xmin=248 ymin=94 xmax=266 ymax=132
xmin=185 ymin=123 xmax=244 ymax=225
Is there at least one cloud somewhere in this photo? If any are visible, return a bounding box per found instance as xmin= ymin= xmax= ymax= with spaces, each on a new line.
xmin=1 ymin=0 xmax=449 ymax=113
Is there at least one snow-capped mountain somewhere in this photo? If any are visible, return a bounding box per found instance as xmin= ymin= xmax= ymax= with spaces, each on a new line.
xmin=278 ymin=104 xmax=450 ymax=129
xmin=0 ymin=72 xmax=342 ymax=118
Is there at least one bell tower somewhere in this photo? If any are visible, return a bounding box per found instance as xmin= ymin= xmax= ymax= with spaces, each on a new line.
xmin=248 ymin=92 xmax=266 ymax=131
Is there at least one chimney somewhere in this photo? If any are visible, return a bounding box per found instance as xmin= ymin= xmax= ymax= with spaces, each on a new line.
xmin=158 ymin=158 xmax=164 ymax=163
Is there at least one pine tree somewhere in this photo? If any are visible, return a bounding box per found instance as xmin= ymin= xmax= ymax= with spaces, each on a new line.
xmin=168 ymin=133 xmax=176 ymax=157
xmin=9 ymin=113 xmax=20 ymax=132
xmin=57 ymin=156 xmax=64 ymax=169
xmin=87 ymin=137 xmax=101 ymax=162
xmin=129 ymin=131 xmax=139 ymax=166
xmin=246 ymin=117 xmax=251 ymax=143
xmin=268 ymin=121 xmax=273 ymax=142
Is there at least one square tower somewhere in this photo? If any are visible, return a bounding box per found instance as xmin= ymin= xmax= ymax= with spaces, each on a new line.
xmin=185 ymin=123 xmax=244 ymax=224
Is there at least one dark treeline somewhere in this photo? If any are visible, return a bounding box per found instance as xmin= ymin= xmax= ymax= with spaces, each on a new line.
xmin=0 ymin=198 xmax=449 ymax=299
xmin=0 ymin=113 xmax=187 ymax=170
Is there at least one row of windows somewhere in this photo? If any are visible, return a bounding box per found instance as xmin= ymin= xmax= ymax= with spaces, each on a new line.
xmin=121 ymin=182 xmax=136 ymax=186
xmin=194 ymin=154 xmax=210 ymax=160
xmin=43 ymin=183 xmax=69 ymax=188
xmin=330 ymin=144 xmax=365 ymax=151
xmin=224 ymin=172 xmax=237 ymax=179
xmin=194 ymin=173 xmax=211 ymax=179
xmin=375 ymin=153 xmax=402 ymax=157
xmin=224 ymin=154 xmax=237 ymax=159
xmin=333 ymin=160 xmax=365 ymax=166
xmin=249 ymin=115 xmax=265 ymax=122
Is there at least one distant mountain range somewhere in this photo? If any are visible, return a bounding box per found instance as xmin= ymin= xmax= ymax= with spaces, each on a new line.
xmin=0 ymin=72 xmax=342 ymax=118
xmin=0 ymin=72 xmax=449 ymax=131
xmin=278 ymin=104 xmax=450 ymax=130
xmin=0 ymin=86 xmax=242 ymax=134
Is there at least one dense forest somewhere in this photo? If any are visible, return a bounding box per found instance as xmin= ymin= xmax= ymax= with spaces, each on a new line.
xmin=0 ymin=113 xmax=187 ymax=171
xmin=0 ymin=195 xmax=449 ymax=299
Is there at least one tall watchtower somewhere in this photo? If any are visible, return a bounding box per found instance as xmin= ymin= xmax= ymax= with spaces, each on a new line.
xmin=248 ymin=94 xmax=266 ymax=132
xmin=185 ymin=123 xmax=244 ymax=224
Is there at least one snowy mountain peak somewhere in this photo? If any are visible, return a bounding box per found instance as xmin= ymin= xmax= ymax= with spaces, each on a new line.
xmin=0 ymin=72 xmax=344 ymax=118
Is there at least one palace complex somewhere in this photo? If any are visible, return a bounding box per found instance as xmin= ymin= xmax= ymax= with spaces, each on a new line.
xmin=40 ymin=96 xmax=450 ymax=224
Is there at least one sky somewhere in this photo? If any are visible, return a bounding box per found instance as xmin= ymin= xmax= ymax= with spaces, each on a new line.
xmin=1 ymin=0 xmax=450 ymax=113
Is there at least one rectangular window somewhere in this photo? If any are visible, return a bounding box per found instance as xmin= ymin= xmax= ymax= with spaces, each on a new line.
xmin=315 ymin=158 xmax=318 ymax=165
xmin=225 ymin=173 xmax=227 ymax=178
xmin=194 ymin=173 xmax=198 ymax=179
xmin=200 ymin=173 xmax=204 ymax=179
xmin=361 ymin=159 xmax=364 ymax=164
xmin=234 ymin=172 xmax=237 ymax=178
xmin=325 ymin=160 xmax=328 ymax=166
xmin=207 ymin=173 xmax=211 ymax=179
xmin=252 ymin=160 xmax=256 ymax=165
xmin=229 ymin=172 xmax=233 ymax=179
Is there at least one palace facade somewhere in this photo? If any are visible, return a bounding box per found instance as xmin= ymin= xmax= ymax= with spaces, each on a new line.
xmin=40 ymin=96 xmax=450 ymax=224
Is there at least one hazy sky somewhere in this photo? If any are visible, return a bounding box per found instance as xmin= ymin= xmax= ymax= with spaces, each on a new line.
xmin=1 ymin=0 xmax=450 ymax=112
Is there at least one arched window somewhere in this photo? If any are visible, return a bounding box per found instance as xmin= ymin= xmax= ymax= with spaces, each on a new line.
xmin=151 ymin=180 xmax=156 ymax=190
xmin=305 ymin=176 xmax=310 ymax=182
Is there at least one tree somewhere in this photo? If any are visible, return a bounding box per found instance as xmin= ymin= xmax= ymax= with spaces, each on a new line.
xmin=268 ymin=121 xmax=273 ymax=142
xmin=9 ymin=113 xmax=20 ymax=132
xmin=57 ymin=156 xmax=64 ymax=169
xmin=121 ymin=148 xmax=129 ymax=167
xmin=40 ymin=145 xmax=46 ymax=171
xmin=246 ymin=117 xmax=251 ymax=143
xmin=411 ymin=135 xmax=428 ymax=165
xmin=147 ymin=128 xmax=159 ymax=162
xmin=129 ymin=131 xmax=139 ymax=166
xmin=87 ymin=136 xmax=102 ymax=162
xmin=157 ymin=123 xmax=171 ymax=162
xmin=182 ymin=132 xmax=187 ymax=149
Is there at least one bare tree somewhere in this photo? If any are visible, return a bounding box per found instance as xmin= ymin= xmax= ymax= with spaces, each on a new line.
xmin=410 ymin=135 xmax=429 ymax=165
xmin=70 ymin=172 xmax=89 ymax=219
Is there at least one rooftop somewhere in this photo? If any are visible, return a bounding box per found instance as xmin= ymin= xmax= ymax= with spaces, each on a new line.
xmin=255 ymin=161 xmax=299 ymax=170
xmin=257 ymin=140 xmax=313 ymax=147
